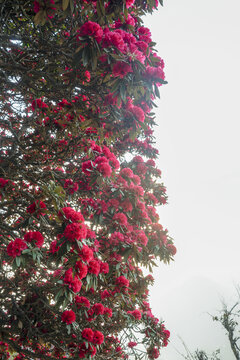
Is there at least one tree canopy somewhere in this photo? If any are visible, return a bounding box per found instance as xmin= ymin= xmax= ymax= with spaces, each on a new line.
xmin=0 ymin=0 xmax=176 ymax=359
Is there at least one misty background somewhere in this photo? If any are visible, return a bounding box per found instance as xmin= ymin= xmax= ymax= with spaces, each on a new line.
xmin=145 ymin=0 xmax=240 ymax=358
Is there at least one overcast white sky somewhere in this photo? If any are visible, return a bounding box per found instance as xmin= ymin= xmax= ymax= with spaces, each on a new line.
xmin=145 ymin=1 xmax=240 ymax=358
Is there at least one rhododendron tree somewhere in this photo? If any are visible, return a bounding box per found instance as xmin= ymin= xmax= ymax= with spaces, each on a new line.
xmin=0 ymin=0 xmax=176 ymax=359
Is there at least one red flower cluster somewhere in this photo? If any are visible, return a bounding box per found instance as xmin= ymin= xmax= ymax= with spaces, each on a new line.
xmin=58 ymin=207 xmax=84 ymax=223
xmin=27 ymin=200 xmax=46 ymax=215
xmin=113 ymin=212 xmax=128 ymax=226
xmin=63 ymin=222 xmax=87 ymax=242
xmin=0 ymin=178 xmax=9 ymax=188
xmin=78 ymin=21 xmax=103 ymax=43
xmin=115 ymin=276 xmax=129 ymax=288
xmin=127 ymin=309 xmax=142 ymax=320
xmin=63 ymin=268 xmax=82 ymax=293
xmin=113 ymin=62 xmax=132 ymax=78
xmin=75 ymin=296 xmax=90 ymax=309
xmin=61 ymin=310 xmax=76 ymax=325
xmin=24 ymin=231 xmax=44 ymax=248
xmin=7 ymin=238 xmax=27 ymax=258
xmin=64 ymin=179 xmax=79 ymax=194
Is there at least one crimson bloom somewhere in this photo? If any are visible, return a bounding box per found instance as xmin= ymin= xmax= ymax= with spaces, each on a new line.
xmin=63 ymin=223 xmax=87 ymax=242
xmin=78 ymin=21 xmax=103 ymax=43
xmin=92 ymin=330 xmax=104 ymax=345
xmin=82 ymin=328 xmax=94 ymax=342
xmin=113 ymin=62 xmax=132 ymax=78
xmin=115 ymin=276 xmax=129 ymax=288
xmin=27 ymin=200 xmax=46 ymax=215
xmin=61 ymin=310 xmax=76 ymax=325
xmin=7 ymin=238 xmax=27 ymax=258
xmin=24 ymin=231 xmax=44 ymax=248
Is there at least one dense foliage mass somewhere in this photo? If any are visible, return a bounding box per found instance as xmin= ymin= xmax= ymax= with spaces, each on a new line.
xmin=0 ymin=0 xmax=176 ymax=358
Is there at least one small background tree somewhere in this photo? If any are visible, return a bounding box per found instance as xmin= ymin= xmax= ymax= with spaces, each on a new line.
xmin=179 ymin=287 xmax=240 ymax=360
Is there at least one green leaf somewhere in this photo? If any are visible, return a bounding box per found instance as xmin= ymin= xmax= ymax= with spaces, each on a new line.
xmin=16 ymin=256 xmax=21 ymax=267
xmin=70 ymin=0 xmax=74 ymax=12
xmin=120 ymin=84 xmax=126 ymax=102
xmin=82 ymin=47 xmax=90 ymax=67
xmin=62 ymin=0 xmax=70 ymax=11
xmin=32 ymin=251 xmax=37 ymax=261
xmin=154 ymin=83 xmax=160 ymax=98
xmin=55 ymin=289 xmax=63 ymax=302
xmin=160 ymin=0 xmax=164 ymax=6
xmin=22 ymin=249 xmax=31 ymax=254
xmin=91 ymin=53 xmax=98 ymax=71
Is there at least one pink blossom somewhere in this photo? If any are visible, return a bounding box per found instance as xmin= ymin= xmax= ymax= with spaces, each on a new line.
xmin=113 ymin=212 xmax=128 ymax=226
xmin=78 ymin=21 xmax=103 ymax=43
xmin=113 ymin=62 xmax=132 ymax=78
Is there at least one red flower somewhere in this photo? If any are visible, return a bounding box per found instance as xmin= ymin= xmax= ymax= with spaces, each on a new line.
xmin=79 ymin=245 xmax=93 ymax=263
xmin=91 ymin=303 xmax=104 ymax=315
xmin=128 ymin=341 xmax=137 ymax=348
xmin=0 ymin=178 xmax=9 ymax=188
xmin=75 ymin=296 xmax=90 ymax=309
xmin=7 ymin=238 xmax=27 ymax=258
xmin=148 ymin=347 xmax=160 ymax=359
xmin=145 ymin=66 xmax=165 ymax=83
xmin=84 ymin=70 xmax=91 ymax=82
xmin=121 ymin=199 xmax=133 ymax=212
xmin=49 ymin=240 xmax=60 ymax=254
xmin=64 ymin=179 xmax=79 ymax=194
xmin=128 ymin=309 xmax=142 ymax=320
xmin=27 ymin=200 xmax=46 ymax=215
xmin=113 ymin=62 xmax=132 ymax=78
xmin=58 ymin=207 xmax=84 ymax=223
xmin=128 ymin=104 xmax=145 ymax=123
xmin=166 ymin=244 xmax=177 ymax=256
xmin=33 ymin=1 xmax=41 ymax=13
xmin=31 ymin=98 xmax=48 ymax=111
xmin=24 ymin=231 xmax=44 ymax=248
xmin=61 ymin=310 xmax=76 ymax=325
xmin=146 ymin=159 xmax=155 ymax=167
xmin=99 ymin=261 xmax=109 ymax=274
xmin=63 ymin=268 xmax=82 ymax=293
xmin=82 ymin=328 xmax=94 ymax=342
xmin=75 ymin=260 xmax=88 ymax=279
xmin=103 ymin=307 xmax=112 ymax=318
xmin=100 ymin=289 xmax=111 ymax=300
xmin=109 ymin=231 xmax=124 ymax=246
xmin=137 ymin=230 xmax=148 ymax=246
xmin=78 ymin=21 xmax=103 ymax=43
xmin=97 ymin=162 xmax=112 ymax=177
xmin=78 ymin=343 xmax=96 ymax=358
xmin=92 ymin=330 xmax=104 ymax=345
xmin=126 ymin=0 xmax=135 ymax=8
xmin=115 ymin=276 xmax=129 ymax=288
xmin=113 ymin=212 xmax=128 ymax=226
xmin=133 ymin=155 xmax=144 ymax=163
xmin=82 ymin=160 xmax=94 ymax=175
xmin=63 ymin=223 xmax=87 ymax=242
xmin=104 ymin=92 xmax=119 ymax=107
xmin=71 ymin=276 xmax=82 ymax=293
xmin=138 ymin=27 xmax=152 ymax=44
xmin=102 ymin=30 xmax=126 ymax=52
xmin=88 ymin=259 xmax=100 ymax=276
xmin=120 ymin=168 xmax=133 ymax=178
